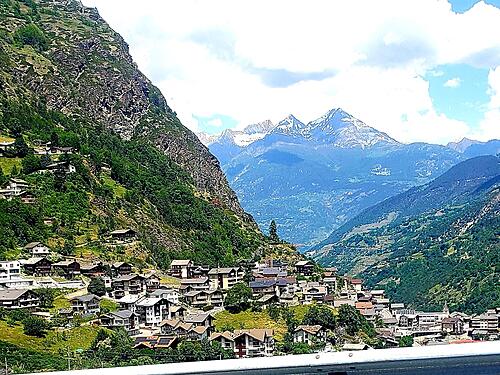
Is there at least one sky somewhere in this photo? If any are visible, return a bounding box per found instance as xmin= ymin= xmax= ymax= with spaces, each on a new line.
xmin=81 ymin=0 xmax=500 ymax=144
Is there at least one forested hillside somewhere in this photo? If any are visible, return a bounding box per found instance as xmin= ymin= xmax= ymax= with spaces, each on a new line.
xmin=0 ymin=0 xmax=266 ymax=267
xmin=313 ymin=156 xmax=500 ymax=313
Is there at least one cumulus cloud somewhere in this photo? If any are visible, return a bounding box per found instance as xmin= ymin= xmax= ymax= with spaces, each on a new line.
xmin=444 ymin=77 xmax=462 ymax=88
xmin=81 ymin=0 xmax=500 ymax=143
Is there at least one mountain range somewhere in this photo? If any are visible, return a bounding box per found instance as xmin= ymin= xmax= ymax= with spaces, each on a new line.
xmin=0 ymin=0 xmax=268 ymax=267
xmin=199 ymin=109 xmax=498 ymax=247
xmin=309 ymin=155 xmax=500 ymax=313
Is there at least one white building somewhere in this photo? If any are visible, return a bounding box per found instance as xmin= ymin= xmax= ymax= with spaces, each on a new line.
xmin=0 ymin=261 xmax=21 ymax=281
xmin=135 ymin=297 xmax=169 ymax=326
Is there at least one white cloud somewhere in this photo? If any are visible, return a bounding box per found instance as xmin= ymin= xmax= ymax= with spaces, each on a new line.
xmin=471 ymin=66 xmax=500 ymax=141
xmin=81 ymin=0 xmax=500 ymax=144
xmin=207 ymin=118 xmax=223 ymax=128
xmin=444 ymin=77 xmax=461 ymax=88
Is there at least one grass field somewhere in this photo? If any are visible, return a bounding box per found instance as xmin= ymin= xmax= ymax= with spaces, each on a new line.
xmin=0 ymin=320 xmax=101 ymax=353
xmin=213 ymin=305 xmax=313 ymax=342
xmin=0 ymin=157 xmax=22 ymax=175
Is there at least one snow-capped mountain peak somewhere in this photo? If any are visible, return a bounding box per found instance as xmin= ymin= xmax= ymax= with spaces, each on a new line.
xmin=307 ymin=108 xmax=399 ymax=149
xmin=272 ymin=114 xmax=307 ymax=136
xmin=243 ymin=119 xmax=275 ymax=135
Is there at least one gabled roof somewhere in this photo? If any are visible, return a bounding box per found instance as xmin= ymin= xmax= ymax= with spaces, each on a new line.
xmin=21 ymin=257 xmax=51 ymax=265
xmin=180 ymin=277 xmax=209 ymax=285
xmin=191 ymin=325 xmax=208 ymax=335
xmin=118 ymin=294 xmax=141 ymax=304
xmin=295 ymin=260 xmax=313 ymax=266
xmin=136 ymin=297 xmax=165 ymax=307
xmin=105 ymin=309 xmax=136 ymax=319
xmin=208 ymin=267 xmax=240 ymax=275
xmin=71 ymin=293 xmax=99 ymax=303
xmin=24 ymin=242 xmax=43 ymax=249
xmin=112 ymin=274 xmax=144 ymax=282
xmin=295 ymin=325 xmax=323 ymax=335
xmin=233 ymin=329 xmax=273 ymax=342
xmin=210 ymin=331 xmax=235 ymax=341
xmin=0 ymin=289 xmax=31 ymax=301
xmin=355 ymin=302 xmax=374 ymax=310
xmin=185 ymin=312 xmax=211 ymax=323
xmin=174 ymin=322 xmax=194 ymax=332
xmin=53 ymin=260 xmax=79 ymax=267
xmin=109 ymin=229 xmax=136 ymax=235
xmin=160 ymin=319 xmax=180 ymax=328
xmin=170 ymin=260 xmax=192 ymax=266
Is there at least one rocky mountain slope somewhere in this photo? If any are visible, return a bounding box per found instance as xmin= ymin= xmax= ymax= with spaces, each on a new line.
xmin=447 ymin=138 xmax=500 ymax=158
xmin=204 ymin=108 xmax=467 ymax=247
xmin=310 ymin=156 xmax=500 ymax=313
xmin=0 ymin=0 xmax=265 ymax=266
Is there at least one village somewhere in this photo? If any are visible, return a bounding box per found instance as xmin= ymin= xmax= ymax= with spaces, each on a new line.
xmin=0 ymin=234 xmax=499 ymax=359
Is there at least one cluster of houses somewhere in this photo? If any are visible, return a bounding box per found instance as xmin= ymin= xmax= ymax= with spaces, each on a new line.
xmin=1 ymin=249 xmax=499 ymax=357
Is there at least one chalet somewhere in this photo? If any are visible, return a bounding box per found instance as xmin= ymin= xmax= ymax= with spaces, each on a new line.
xmin=349 ymin=278 xmax=363 ymax=292
xmin=21 ymin=257 xmax=52 ymax=276
xmin=441 ymin=317 xmax=465 ymax=335
xmin=143 ymin=273 xmax=161 ymax=293
xmin=133 ymin=336 xmax=178 ymax=350
xmin=53 ymin=260 xmax=81 ymax=277
xmin=302 ymin=284 xmax=327 ymax=304
xmin=150 ymin=288 xmax=180 ymax=305
xmin=109 ymin=229 xmax=136 ymax=242
xmin=0 ymin=140 xmax=15 ymax=152
xmin=169 ymin=260 xmax=194 ymax=279
xmin=70 ymin=293 xmax=100 ymax=315
xmin=258 ymin=267 xmax=287 ymax=278
xmin=19 ymin=191 xmax=36 ymax=204
xmin=160 ymin=318 xmax=181 ymax=335
xmin=169 ymin=304 xmax=187 ymax=320
xmin=255 ymin=294 xmax=279 ymax=308
xmin=24 ymin=242 xmax=50 ymax=257
xmin=279 ymin=292 xmax=299 ymax=306
xmin=172 ymin=322 xmax=194 ymax=337
xmin=210 ymin=329 xmax=274 ymax=358
xmin=207 ymin=267 xmax=243 ymax=290
xmin=179 ymin=277 xmax=210 ymax=293
xmin=191 ymin=265 xmax=210 ymax=278
xmin=0 ymin=261 xmax=21 ymax=281
xmin=0 ymin=178 xmax=29 ymax=199
xmin=38 ymin=161 xmax=76 ymax=174
xmin=188 ymin=325 xmax=210 ymax=341
xmin=117 ymin=294 xmax=141 ymax=312
xmin=295 ymin=260 xmax=314 ymax=276
xmin=112 ymin=262 xmax=132 ymax=276
xmin=0 ymin=289 xmax=40 ymax=310
xmin=293 ymin=325 xmax=327 ymax=345
xmin=80 ymin=262 xmax=106 ymax=277
xmin=101 ymin=310 xmax=139 ymax=335
xmin=111 ymin=274 xmax=145 ymax=298
xmin=322 ymin=267 xmax=337 ymax=278
xmin=471 ymin=310 xmax=499 ymax=333
xmin=49 ymin=146 xmax=74 ymax=155
xmin=183 ymin=289 xmax=224 ymax=308
xmin=249 ymin=279 xmax=278 ymax=296
xmin=135 ymin=297 xmax=169 ymax=326
xmin=322 ymin=277 xmax=337 ymax=293
xmin=184 ymin=312 xmax=214 ymax=329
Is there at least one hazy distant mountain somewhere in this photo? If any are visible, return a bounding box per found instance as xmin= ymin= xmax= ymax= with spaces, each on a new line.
xmin=211 ymin=108 xmax=465 ymax=246
xmin=310 ymin=155 xmax=500 ymax=314
xmin=447 ymin=137 xmax=500 ymax=158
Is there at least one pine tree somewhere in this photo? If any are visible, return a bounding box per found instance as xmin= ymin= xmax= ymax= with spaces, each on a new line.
xmin=269 ymin=220 xmax=279 ymax=243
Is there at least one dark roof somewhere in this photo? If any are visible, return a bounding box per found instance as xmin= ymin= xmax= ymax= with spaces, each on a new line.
xmin=71 ymin=293 xmax=99 ymax=302
xmin=0 ymin=289 xmax=30 ymax=301
xmin=108 ymin=309 xmax=135 ymax=319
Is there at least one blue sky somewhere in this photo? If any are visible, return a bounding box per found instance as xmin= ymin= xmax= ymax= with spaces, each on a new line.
xmin=83 ymin=0 xmax=500 ymax=143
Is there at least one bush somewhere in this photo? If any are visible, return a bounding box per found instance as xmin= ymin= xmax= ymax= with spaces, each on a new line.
xmin=14 ymin=23 xmax=48 ymax=51
xmin=23 ymin=315 xmax=48 ymax=337
xmin=88 ymin=277 xmax=106 ymax=297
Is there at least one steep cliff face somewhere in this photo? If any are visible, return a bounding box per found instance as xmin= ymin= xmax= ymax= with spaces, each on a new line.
xmin=0 ymin=0 xmax=250 ymax=221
